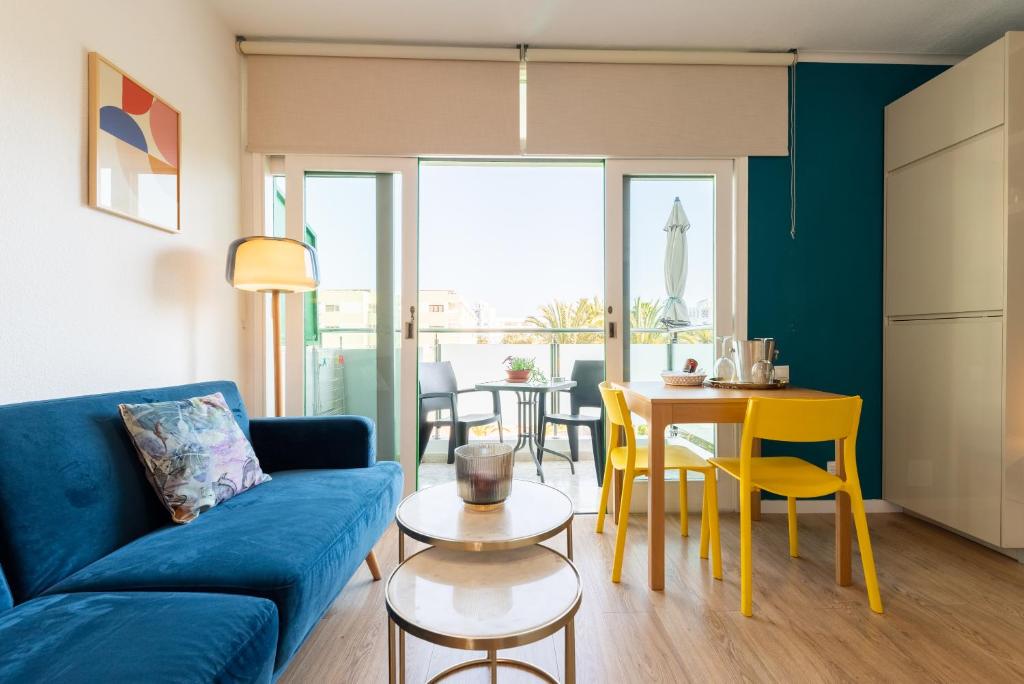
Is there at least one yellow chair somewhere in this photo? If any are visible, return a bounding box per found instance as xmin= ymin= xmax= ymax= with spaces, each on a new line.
xmin=710 ymin=396 xmax=883 ymax=616
xmin=596 ymin=382 xmax=722 ymax=583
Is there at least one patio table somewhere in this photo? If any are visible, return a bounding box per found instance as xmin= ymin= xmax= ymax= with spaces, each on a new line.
xmin=474 ymin=379 xmax=576 ymax=483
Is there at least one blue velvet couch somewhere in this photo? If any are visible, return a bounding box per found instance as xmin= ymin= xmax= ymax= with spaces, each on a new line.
xmin=0 ymin=381 xmax=403 ymax=682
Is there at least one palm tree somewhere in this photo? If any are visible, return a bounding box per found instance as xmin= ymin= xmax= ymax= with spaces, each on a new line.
xmin=628 ymin=297 xmax=712 ymax=344
xmin=499 ymin=296 xmax=712 ymax=346
xmin=629 ymin=297 xmax=666 ymax=344
xmin=522 ymin=297 xmax=604 ymax=344
xmin=674 ymin=328 xmax=713 ymax=344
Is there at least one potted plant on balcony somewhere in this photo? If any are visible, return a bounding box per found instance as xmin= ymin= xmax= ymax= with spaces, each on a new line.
xmin=503 ymin=356 xmax=537 ymax=383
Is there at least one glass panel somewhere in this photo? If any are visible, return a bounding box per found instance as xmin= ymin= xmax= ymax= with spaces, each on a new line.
xmin=302 ymin=173 xmax=402 ymax=461
xmin=626 ymin=176 xmax=716 ymax=460
xmin=417 ymin=161 xmax=605 ymax=511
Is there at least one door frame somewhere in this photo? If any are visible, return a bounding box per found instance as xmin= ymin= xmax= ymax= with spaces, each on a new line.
xmin=604 ymin=158 xmax=748 ymax=512
xmin=283 ymin=155 xmax=419 ymax=496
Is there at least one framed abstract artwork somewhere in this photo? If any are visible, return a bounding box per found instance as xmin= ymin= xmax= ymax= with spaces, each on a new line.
xmin=88 ymin=53 xmax=180 ymax=232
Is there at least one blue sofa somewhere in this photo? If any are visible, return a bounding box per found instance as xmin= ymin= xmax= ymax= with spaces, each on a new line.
xmin=0 ymin=381 xmax=403 ymax=682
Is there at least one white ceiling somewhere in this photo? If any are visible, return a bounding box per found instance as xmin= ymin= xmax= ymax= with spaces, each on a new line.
xmin=210 ymin=0 xmax=1024 ymax=57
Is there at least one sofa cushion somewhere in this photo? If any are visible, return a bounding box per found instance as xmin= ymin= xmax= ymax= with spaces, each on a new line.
xmin=45 ymin=462 xmax=403 ymax=671
xmin=119 ymin=392 xmax=271 ymax=523
xmin=0 ymin=381 xmax=249 ymax=602
xmin=0 ymin=592 xmax=278 ymax=683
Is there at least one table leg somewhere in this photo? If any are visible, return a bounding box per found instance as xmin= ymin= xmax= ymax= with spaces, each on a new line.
xmin=514 ymin=392 xmax=529 ymax=454
xmin=566 ymin=522 xmax=574 ymax=560
xmin=399 ymin=628 xmax=406 ymax=682
xmin=398 ymin=530 xmax=405 ymax=563
xmin=565 ymin=618 xmax=576 ymax=684
xmin=648 ymin=406 xmax=668 ymax=590
xmin=751 ymin=438 xmax=762 ymax=522
xmin=523 ymin=392 xmax=536 ymax=461
xmin=530 ymin=390 xmax=542 ymax=462
xmin=835 ymin=439 xmax=852 ymax=586
xmin=519 ymin=391 xmax=545 ymax=482
xmin=387 ymin=616 xmax=397 ymax=684
xmin=488 ymin=648 xmax=498 ymax=684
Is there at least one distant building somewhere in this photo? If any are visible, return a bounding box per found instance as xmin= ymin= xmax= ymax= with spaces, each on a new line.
xmin=420 ymin=290 xmax=480 ymax=331
xmin=315 ymin=288 xmax=495 ymax=351
xmin=689 ymin=298 xmax=712 ymax=326
xmin=419 ymin=289 xmax=494 ymax=352
xmin=318 ymin=290 xmax=375 ymax=348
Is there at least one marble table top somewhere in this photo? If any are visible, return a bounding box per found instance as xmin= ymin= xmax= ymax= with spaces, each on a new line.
xmin=396 ymin=480 xmax=574 ymax=551
xmin=386 ymin=545 xmax=580 ymax=643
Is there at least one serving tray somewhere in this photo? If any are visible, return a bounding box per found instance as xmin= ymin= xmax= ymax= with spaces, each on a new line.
xmin=703 ymin=378 xmax=790 ymax=390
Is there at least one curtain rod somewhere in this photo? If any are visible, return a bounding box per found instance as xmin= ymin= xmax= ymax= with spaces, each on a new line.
xmin=527 ymin=48 xmax=794 ymax=66
xmin=238 ymin=41 xmax=520 ymax=61
xmin=237 ymin=40 xmax=795 ymax=66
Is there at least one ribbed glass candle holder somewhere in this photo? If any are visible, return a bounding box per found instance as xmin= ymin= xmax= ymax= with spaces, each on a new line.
xmin=454 ymin=442 xmax=514 ymax=506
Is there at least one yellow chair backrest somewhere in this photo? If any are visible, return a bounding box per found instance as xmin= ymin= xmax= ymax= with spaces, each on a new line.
xmin=598 ymin=381 xmax=637 ymax=451
xmin=740 ymin=396 xmax=863 ymax=480
xmin=746 ymin=397 xmax=861 ymax=443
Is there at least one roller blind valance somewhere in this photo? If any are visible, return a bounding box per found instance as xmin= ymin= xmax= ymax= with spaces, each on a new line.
xmin=245 ymin=52 xmax=789 ymax=157
xmin=525 ymin=62 xmax=789 ymax=157
xmin=246 ymin=55 xmax=521 ymax=155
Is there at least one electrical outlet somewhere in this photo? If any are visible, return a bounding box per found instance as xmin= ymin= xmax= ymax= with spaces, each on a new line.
xmin=826 ymin=460 xmax=836 ymax=475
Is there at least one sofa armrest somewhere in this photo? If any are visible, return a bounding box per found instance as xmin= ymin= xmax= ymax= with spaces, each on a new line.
xmin=249 ymin=415 xmax=376 ymax=472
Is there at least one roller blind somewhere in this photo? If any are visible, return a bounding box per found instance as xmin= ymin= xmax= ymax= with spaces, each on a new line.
xmin=526 ymin=62 xmax=789 ymax=156
xmin=246 ymin=55 xmax=521 ymax=156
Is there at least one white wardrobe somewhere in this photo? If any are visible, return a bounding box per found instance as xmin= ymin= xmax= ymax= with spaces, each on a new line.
xmin=884 ymin=32 xmax=1024 ymax=552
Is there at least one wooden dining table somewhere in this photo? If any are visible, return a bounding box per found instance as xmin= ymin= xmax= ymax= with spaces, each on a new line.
xmin=609 ymin=381 xmax=852 ymax=591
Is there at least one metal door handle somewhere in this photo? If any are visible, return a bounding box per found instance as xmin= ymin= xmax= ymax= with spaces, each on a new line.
xmin=608 ymin=321 xmax=616 ymax=339
xmin=405 ymin=306 xmax=416 ymax=340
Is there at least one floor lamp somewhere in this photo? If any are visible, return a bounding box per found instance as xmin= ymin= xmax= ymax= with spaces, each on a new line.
xmin=226 ymin=236 xmax=319 ymax=417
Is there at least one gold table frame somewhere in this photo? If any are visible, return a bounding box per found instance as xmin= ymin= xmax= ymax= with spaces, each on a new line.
xmin=388 ymin=482 xmax=578 ymax=682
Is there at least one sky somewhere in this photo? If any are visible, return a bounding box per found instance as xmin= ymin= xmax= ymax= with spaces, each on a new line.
xmin=298 ymin=162 xmax=715 ymax=321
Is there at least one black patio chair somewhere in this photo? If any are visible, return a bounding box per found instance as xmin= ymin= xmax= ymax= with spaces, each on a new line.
xmin=418 ymin=361 xmax=503 ymax=464
xmin=538 ymin=360 xmax=607 ymax=484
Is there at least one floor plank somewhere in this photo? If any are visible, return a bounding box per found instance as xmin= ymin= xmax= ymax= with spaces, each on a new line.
xmin=279 ymin=512 xmax=1024 ymax=683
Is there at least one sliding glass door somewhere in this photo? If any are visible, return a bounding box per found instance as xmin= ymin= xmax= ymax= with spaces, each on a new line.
xmin=416 ymin=160 xmax=606 ymax=510
xmin=605 ymin=159 xmax=743 ymax=511
xmin=283 ymin=156 xmax=418 ymax=494
xmin=261 ymin=156 xmax=743 ymax=509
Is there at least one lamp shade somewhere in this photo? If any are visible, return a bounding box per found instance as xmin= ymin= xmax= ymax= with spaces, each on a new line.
xmin=226 ymin=236 xmax=319 ymax=293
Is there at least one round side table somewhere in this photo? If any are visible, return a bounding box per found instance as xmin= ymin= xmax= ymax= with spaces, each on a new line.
xmin=395 ymin=479 xmax=575 ymax=561
xmin=388 ymin=480 xmax=578 ymax=682
xmin=386 ymin=545 xmax=580 ymax=684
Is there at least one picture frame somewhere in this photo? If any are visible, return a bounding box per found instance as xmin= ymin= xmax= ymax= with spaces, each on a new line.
xmin=88 ymin=52 xmax=181 ymax=233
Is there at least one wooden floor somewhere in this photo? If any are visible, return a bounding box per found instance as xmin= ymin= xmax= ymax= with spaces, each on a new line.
xmin=279 ymin=512 xmax=1024 ymax=683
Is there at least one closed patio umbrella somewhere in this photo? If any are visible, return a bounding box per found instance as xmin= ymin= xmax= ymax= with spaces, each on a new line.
xmin=661 ymin=197 xmax=691 ymax=327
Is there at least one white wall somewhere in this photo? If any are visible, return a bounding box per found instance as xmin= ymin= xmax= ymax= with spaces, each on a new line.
xmin=0 ymin=1 xmax=247 ymax=404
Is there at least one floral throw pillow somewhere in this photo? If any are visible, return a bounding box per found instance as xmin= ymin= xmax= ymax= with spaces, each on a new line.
xmin=119 ymin=392 xmax=270 ymax=523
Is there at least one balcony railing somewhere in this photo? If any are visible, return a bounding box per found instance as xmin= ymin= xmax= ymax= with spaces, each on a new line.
xmin=316 ymin=324 xmax=712 ymax=371
xmin=306 ymin=324 xmax=715 ymax=447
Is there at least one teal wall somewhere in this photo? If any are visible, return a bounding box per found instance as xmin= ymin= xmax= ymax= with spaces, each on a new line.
xmin=748 ymin=62 xmax=947 ymax=499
